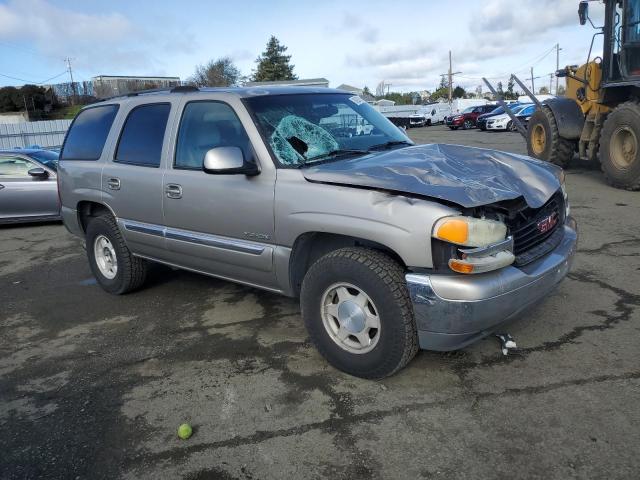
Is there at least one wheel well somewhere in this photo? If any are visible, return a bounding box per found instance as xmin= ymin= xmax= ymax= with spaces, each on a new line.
xmin=77 ymin=201 xmax=113 ymax=233
xmin=288 ymin=232 xmax=406 ymax=297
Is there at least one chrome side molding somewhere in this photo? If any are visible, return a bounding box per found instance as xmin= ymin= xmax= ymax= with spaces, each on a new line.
xmin=122 ymin=219 xmax=266 ymax=255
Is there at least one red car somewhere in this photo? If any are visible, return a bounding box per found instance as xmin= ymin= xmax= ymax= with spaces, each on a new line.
xmin=445 ymin=104 xmax=497 ymax=130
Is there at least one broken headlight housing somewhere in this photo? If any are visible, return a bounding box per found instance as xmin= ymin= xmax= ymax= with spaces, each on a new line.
xmin=432 ymin=216 xmax=514 ymax=274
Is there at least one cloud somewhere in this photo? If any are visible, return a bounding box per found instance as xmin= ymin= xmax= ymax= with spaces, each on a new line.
xmin=326 ymin=12 xmax=380 ymax=45
xmin=0 ymin=0 xmax=196 ymax=76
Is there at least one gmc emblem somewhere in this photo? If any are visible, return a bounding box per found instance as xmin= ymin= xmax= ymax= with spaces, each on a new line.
xmin=537 ymin=212 xmax=558 ymax=234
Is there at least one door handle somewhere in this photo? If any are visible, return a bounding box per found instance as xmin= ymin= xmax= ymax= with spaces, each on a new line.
xmin=165 ymin=183 xmax=182 ymax=199
xmin=107 ymin=178 xmax=121 ymax=190
xmin=0 ymin=184 xmax=4 ymax=190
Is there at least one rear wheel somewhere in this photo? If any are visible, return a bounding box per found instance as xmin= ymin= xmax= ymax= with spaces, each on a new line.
xmin=527 ymin=105 xmax=574 ymax=167
xmin=86 ymin=214 xmax=148 ymax=294
xmin=599 ymin=101 xmax=640 ymax=190
xmin=300 ymin=248 xmax=418 ymax=379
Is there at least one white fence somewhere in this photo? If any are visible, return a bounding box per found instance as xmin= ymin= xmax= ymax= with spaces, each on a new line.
xmin=0 ymin=120 xmax=72 ymax=150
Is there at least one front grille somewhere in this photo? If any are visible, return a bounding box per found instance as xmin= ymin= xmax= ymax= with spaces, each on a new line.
xmin=506 ymin=191 xmax=564 ymax=266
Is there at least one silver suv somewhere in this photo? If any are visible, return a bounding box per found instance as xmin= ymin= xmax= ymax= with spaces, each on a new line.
xmin=58 ymin=86 xmax=577 ymax=378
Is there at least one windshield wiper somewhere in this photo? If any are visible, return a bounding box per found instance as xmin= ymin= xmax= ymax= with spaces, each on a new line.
xmin=367 ymin=140 xmax=413 ymax=151
xmin=297 ymin=148 xmax=371 ymax=167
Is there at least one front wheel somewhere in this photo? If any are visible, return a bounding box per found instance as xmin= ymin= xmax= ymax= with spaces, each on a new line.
xmin=463 ymin=119 xmax=473 ymax=130
xmin=300 ymin=248 xmax=418 ymax=379
xmin=86 ymin=214 xmax=148 ymax=294
xmin=449 ymin=126 xmax=458 ymax=130
xmin=527 ymin=106 xmax=574 ymax=167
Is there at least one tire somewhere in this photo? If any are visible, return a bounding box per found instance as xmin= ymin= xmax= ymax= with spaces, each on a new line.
xmin=527 ymin=105 xmax=574 ymax=167
xmin=463 ymin=119 xmax=473 ymax=130
xmin=507 ymin=121 xmax=513 ymax=132
xmin=86 ymin=214 xmax=148 ymax=294
xmin=300 ymin=248 xmax=418 ymax=379
xmin=449 ymin=126 xmax=458 ymax=130
xmin=599 ymin=101 xmax=640 ymax=190
xmin=426 ymin=119 xmax=432 ymax=127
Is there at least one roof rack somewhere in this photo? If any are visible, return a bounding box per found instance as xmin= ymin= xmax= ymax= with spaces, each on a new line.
xmin=97 ymin=85 xmax=201 ymax=102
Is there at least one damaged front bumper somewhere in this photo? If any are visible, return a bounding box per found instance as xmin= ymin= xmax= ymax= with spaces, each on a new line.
xmin=406 ymin=217 xmax=578 ymax=351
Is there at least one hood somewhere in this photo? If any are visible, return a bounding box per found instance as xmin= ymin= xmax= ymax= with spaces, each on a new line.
xmin=302 ymin=143 xmax=562 ymax=209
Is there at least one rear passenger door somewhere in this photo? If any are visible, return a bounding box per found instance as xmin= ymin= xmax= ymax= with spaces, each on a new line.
xmin=101 ymin=101 xmax=174 ymax=259
xmin=161 ymin=99 xmax=277 ymax=289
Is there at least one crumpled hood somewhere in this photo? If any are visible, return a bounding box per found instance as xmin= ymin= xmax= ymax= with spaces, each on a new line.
xmin=302 ymin=143 xmax=562 ymax=208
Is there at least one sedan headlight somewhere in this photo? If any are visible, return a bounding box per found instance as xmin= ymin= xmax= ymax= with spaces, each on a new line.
xmin=433 ymin=216 xmax=507 ymax=247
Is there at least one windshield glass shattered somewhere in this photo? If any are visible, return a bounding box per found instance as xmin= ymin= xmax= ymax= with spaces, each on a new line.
xmin=244 ymin=93 xmax=412 ymax=167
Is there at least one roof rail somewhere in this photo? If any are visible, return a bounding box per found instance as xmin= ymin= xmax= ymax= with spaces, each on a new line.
xmin=171 ymin=85 xmax=199 ymax=93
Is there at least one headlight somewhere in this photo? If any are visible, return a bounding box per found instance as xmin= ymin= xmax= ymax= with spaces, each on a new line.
xmin=432 ymin=216 xmax=507 ymax=247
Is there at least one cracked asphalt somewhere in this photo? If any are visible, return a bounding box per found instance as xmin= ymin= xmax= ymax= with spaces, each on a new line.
xmin=2 ymin=126 xmax=639 ymax=479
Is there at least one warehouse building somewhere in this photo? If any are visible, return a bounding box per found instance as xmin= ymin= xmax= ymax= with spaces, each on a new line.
xmin=91 ymin=75 xmax=181 ymax=99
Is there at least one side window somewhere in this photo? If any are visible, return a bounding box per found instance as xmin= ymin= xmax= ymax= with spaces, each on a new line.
xmin=175 ymin=101 xmax=251 ymax=170
xmin=0 ymin=156 xmax=36 ymax=177
xmin=60 ymin=105 xmax=119 ymax=160
xmin=115 ymin=103 xmax=171 ymax=167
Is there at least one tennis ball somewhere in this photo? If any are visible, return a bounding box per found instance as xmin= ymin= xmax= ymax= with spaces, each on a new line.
xmin=178 ymin=423 xmax=193 ymax=440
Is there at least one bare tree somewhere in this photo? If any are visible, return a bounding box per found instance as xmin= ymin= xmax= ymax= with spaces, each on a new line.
xmin=188 ymin=57 xmax=242 ymax=87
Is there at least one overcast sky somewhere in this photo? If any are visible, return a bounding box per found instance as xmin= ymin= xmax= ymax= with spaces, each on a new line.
xmin=0 ymin=0 xmax=606 ymax=93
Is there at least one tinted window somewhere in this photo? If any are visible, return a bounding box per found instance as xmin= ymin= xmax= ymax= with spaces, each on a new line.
xmin=115 ymin=103 xmax=170 ymax=167
xmin=0 ymin=156 xmax=36 ymax=177
xmin=61 ymin=105 xmax=118 ymax=160
xmin=175 ymin=101 xmax=251 ymax=169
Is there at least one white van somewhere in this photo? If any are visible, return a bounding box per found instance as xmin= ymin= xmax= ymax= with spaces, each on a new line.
xmin=409 ymin=103 xmax=452 ymax=127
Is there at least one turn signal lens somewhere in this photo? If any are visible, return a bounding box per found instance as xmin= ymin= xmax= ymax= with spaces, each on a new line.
xmin=433 ymin=216 xmax=507 ymax=247
xmin=435 ymin=218 xmax=468 ymax=244
xmin=449 ymin=259 xmax=475 ymax=274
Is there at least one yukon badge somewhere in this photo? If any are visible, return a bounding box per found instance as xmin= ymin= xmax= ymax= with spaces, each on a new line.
xmin=537 ymin=212 xmax=558 ymax=234
xmin=243 ymin=232 xmax=271 ymax=241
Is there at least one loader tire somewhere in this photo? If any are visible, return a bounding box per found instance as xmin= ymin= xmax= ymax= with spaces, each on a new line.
xmin=527 ymin=105 xmax=575 ymax=168
xmin=599 ymin=101 xmax=640 ymax=190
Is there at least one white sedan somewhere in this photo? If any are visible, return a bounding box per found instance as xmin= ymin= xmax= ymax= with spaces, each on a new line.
xmin=486 ymin=104 xmax=533 ymax=131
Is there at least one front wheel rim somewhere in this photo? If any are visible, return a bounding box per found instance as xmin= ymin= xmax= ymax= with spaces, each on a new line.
xmin=321 ymin=283 xmax=381 ymax=354
xmin=94 ymin=235 xmax=118 ymax=279
xmin=610 ymin=125 xmax=637 ymax=169
xmin=531 ymin=124 xmax=546 ymax=155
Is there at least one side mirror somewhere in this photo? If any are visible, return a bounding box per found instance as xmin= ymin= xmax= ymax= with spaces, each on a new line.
xmin=203 ymin=146 xmax=259 ymax=176
xmin=578 ymin=1 xmax=588 ymax=26
xmin=28 ymin=167 xmax=49 ymax=179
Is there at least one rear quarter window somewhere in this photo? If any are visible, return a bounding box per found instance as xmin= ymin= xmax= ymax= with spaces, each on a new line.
xmin=60 ymin=104 xmax=119 ymax=160
xmin=115 ymin=103 xmax=171 ymax=167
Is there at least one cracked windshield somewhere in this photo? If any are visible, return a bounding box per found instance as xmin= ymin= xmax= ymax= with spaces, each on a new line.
xmin=246 ymin=93 xmax=411 ymax=166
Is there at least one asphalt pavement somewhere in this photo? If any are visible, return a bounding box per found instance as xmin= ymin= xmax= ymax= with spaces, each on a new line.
xmin=1 ymin=125 xmax=639 ymax=479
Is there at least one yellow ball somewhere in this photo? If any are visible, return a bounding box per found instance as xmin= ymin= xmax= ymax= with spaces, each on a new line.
xmin=178 ymin=423 xmax=192 ymax=440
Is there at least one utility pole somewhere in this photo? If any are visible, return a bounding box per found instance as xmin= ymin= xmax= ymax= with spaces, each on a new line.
xmin=549 ymin=73 xmax=553 ymax=94
xmin=441 ymin=51 xmax=461 ymax=104
xmin=555 ymin=43 xmax=561 ymax=94
xmin=530 ymin=67 xmax=535 ymax=93
xmin=23 ymin=95 xmax=28 ymax=112
xmin=65 ymin=57 xmax=76 ymax=105
xmin=448 ymin=50 xmax=453 ymax=103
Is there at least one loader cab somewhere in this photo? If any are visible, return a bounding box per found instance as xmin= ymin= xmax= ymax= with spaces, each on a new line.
xmin=599 ymin=0 xmax=640 ymax=85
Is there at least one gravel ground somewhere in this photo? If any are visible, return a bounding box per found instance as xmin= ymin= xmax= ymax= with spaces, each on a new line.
xmin=1 ymin=125 xmax=639 ymax=479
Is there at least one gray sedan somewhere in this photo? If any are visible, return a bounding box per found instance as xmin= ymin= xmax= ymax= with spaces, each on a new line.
xmin=0 ymin=149 xmax=60 ymax=224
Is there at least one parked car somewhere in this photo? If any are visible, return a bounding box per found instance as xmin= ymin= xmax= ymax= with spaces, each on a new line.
xmin=0 ymin=148 xmax=60 ymax=224
xmin=58 ymin=87 xmax=576 ymax=379
xmin=487 ymin=104 xmax=533 ymax=131
xmin=510 ymin=104 xmax=537 ymax=131
xmin=445 ymin=104 xmax=497 ymax=130
xmin=477 ymin=103 xmax=521 ymax=131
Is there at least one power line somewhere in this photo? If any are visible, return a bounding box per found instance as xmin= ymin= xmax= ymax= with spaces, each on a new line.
xmin=0 ymin=70 xmax=69 ymax=85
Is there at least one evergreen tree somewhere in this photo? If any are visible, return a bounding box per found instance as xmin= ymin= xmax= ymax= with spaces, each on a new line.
xmin=252 ymin=36 xmax=297 ymax=82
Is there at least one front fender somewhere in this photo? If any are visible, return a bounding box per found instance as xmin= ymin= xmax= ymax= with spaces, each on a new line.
xmin=544 ymin=97 xmax=584 ymax=140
